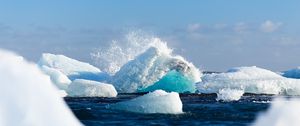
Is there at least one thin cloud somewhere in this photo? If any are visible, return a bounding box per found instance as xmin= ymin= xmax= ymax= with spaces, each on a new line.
xmin=260 ymin=20 xmax=282 ymax=33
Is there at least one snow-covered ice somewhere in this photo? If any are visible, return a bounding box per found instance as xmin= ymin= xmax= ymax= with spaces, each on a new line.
xmin=0 ymin=49 xmax=82 ymax=126
xmin=39 ymin=53 xmax=109 ymax=81
xmin=67 ymin=79 xmax=117 ymax=97
xmin=253 ymin=98 xmax=300 ymax=126
xmin=111 ymin=45 xmax=201 ymax=93
xmin=197 ymin=66 xmax=300 ymax=95
xmin=109 ymin=90 xmax=183 ymax=114
xmin=282 ymin=67 xmax=300 ymax=79
xmin=216 ymin=88 xmax=244 ymax=101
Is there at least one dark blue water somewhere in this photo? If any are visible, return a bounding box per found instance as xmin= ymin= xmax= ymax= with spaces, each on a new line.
xmin=65 ymin=93 xmax=272 ymax=126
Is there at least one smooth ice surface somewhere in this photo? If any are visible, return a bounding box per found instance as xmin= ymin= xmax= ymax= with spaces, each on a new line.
xmin=68 ymin=79 xmax=117 ymax=97
xmin=0 ymin=50 xmax=82 ymax=126
xmin=39 ymin=53 xmax=109 ymax=81
xmin=197 ymin=66 xmax=300 ymax=95
xmin=253 ymin=98 xmax=300 ymax=126
xmin=109 ymin=90 xmax=183 ymax=114
xmin=111 ymin=45 xmax=201 ymax=93
xmin=39 ymin=65 xmax=71 ymax=90
xmin=216 ymin=88 xmax=244 ymax=101
xmin=282 ymin=67 xmax=300 ymax=79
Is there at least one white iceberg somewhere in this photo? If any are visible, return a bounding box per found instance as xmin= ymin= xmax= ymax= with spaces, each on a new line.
xmin=282 ymin=67 xmax=300 ymax=79
xmin=0 ymin=50 xmax=82 ymax=126
xmin=197 ymin=66 xmax=300 ymax=95
xmin=253 ymin=98 xmax=300 ymax=126
xmin=109 ymin=90 xmax=183 ymax=114
xmin=68 ymin=79 xmax=117 ymax=97
xmin=38 ymin=53 xmax=109 ymax=81
xmin=40 ymin=65 xmax=71 ymax=90
xmin=111 ymin=45 xmax=201 ymax=93
xmin=216 ymin=88 xmax=244 ymax=101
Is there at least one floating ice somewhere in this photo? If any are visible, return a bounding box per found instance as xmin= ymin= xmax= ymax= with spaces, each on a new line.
xmin=253 ymin=98 xmax=300 ymax=126
xmin=0 ymin=50 xmax=82 ymax=126
xmin=109 ymin=90 xmax=183 ymax=114
xmin=39 ymin=65 xmax=71 ymax=90
xmin=197 ymin=66 xmax=300 ymax=95
xmin=38 ymin=53 xmax=109 ymax=81
xmin=216 ymin=88 xmax=244 ymax=101
xmin=111 ymin=45 xmax=201 ymax=93
xmin=282 ymin=67 xmax=300 ymax=79
xmin=68 ymin=79 xmax=117 ymax=97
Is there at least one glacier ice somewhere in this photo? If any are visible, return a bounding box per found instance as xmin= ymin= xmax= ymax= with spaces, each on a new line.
xmin=216 ymin=88 xmax=244 ymax=101
xmin=109 ymin=90 xmax=183 ymax=114
xmin=67 ymin=79 xmax=117 ymax=97
xmin=197 ymin=66 xmax=300 ymax=95
xmin=253 ymin=98 xmax=300 ymax=126
xmin=0 ymin=49 xmax=82 ymax=126
xmin=282 ymin=67 xmax=300 ymax=79
xmin=38 ymin=53 xmax=109 ymax=82
xmin=111 ymin=45 xmax=201 ymax=93
xmin=39 ymin=65 xmax=71 ymax=90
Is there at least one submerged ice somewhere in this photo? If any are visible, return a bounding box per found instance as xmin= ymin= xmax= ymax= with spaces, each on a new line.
xmin=109 ymin=90 xmax=183 ymax=114
xmin=111 ymin=45 xmax=201 ymax=93
xmin=197 ymin=66 xmax=300 ymax=95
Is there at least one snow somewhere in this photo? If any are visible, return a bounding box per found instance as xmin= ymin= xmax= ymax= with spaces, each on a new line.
xmin=39 ymin=65 xmax=71 ymax=90
xmin=253 ymin=98 xmax=300 ymax=126
xmin=197 ymin=66 xmax=300 ymax=95
xmin=0 ymin=49 xmax=82 ymax=126
xmin=38 ymin=53 xmax=109 ymax=81
xmin=111 ymin=46 xmax=201 ymax=93
xmin=68 ymin=79 xmax=117 ymax=97
xmin=109 ymin=90 xmax=183 ymax=114
xmin=282 ymin=67 xmax=300 ymax=79
xmin=216 ymin=88 xmax=244 ymax=101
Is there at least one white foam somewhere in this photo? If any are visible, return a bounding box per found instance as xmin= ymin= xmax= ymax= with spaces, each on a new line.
xmin=109 ymin=90 xmax=183 ymax=114
xmin=216 ymin=88 xmax=244 ymax=101
xmin=68 ymin=79 xmax=117 ymax=97
xmin=197 ymin=66 xmax=300 ymax=95
xmin=253 ymin=98 xmax=300 ymax=126
xmin=0 ymin=49 xmax=82 ymax=126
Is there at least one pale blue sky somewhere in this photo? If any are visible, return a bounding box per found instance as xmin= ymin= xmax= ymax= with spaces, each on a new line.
xmin=0 ymin=0 xmax=300 ymax=71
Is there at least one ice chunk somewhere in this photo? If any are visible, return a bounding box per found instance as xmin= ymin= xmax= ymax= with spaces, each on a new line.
xmin=282 ymin=67 xmax=300 ymax=79
xmin=253 ymin=98 xmax=300 ymax=126
xmin=216 ymin=89 xmax=244 ymax=101
xmin=197 ymin=66 xmax=300 ymax=95
xmin=111 ymin=46 xmax=201 ymax=93
xmin=109 ymin=90 xmax=183 ymax=114
xmin=39 ymin=65 xmax=71 ymax=90
xmin=68 ymin=79 xmax=117 ymax=97
xmin=38 ymin=53 xmax=109 ymax=81
xmin=0 ymin=50 xmax=82 ymax=126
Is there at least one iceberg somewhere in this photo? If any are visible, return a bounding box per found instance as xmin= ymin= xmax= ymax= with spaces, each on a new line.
xmin=111 ymin=46 xmax=201 ymax=93
xmin=282 ymin=67 xmax=300 ymax=79
xmin=197 ymin=66 xmax=300 ymax=95
xmin=40 ymin=65 xmax=71 ymax=90
xmin=38 ymin=53 xmax=109 ymax=81
xmin=0 ymin=49 xmax=82 ymax=126
xmin=253 ymin=98 xmax=300 ymax=126
xmin=109 ymin=90 xmax=183 ymax=114
xmin=67 ymin=79 xmax=117 ymax=97
xmin=216 ymin=88 xmax=244 ymax=101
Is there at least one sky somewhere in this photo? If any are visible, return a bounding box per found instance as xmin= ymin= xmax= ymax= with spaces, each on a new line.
xmin=0 ymin=0 xmax=300 ymax=71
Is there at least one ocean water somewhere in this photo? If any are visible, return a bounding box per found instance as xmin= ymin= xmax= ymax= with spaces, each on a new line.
xmin=65 ymin=93 xmax=273 ymax=126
